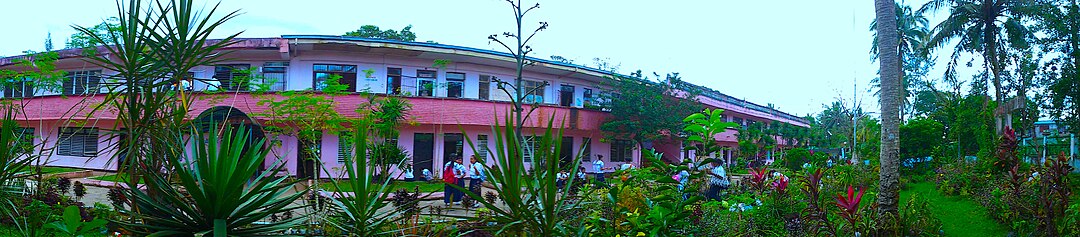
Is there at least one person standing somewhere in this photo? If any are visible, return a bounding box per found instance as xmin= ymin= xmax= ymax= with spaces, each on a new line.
xmin=468 ymin=155 xmax=485 ymax=206
xmin=593 ymin=155 xmax=608 ymax=184
xmin=706 ymin=161 xmax=729 ymax=201
xmin=442 ymin=160 xmax=459 ymax=207
xmin=453 ymin=157 xmax=467 ymax=205
xmin=403 ymin=162 xmax=415 ymax=181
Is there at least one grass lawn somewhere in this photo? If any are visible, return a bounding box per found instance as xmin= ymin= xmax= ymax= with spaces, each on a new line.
xmin=20 ymin=166 xmax=82 ymax=175
xmin=901 ymin=182 xmax=1009 ymax=237
xmin=320 ymin=180 xmax=445 ymax=193
xmin=90 ymin=174 xmax=144 ymax=184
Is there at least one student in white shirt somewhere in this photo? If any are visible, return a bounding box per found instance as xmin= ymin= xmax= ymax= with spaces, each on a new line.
xmin=468 ymin=155 xmax=485 ymax=205
xmin=421 ymin=169 xmax=432 ymax=181
xmin=593 ymin=155 xmax=608 ymax=184
xmin=556 ymin=170 xmax=569 ymax=189
xmin=403 ymin=162 xmax=415 ymax=181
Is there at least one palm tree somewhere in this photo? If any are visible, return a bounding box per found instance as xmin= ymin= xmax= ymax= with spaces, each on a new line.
xmin=874 ymin=0 xmax=903 ymax=221
xmin=871 ymin=1 xmax=932 ymax=121
xmin=921 ymin=0 xmax=1038 ymax=132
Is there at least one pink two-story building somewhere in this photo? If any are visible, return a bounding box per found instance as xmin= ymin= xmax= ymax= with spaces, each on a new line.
xmin=0 ymin=36 xmax=808 ymax=178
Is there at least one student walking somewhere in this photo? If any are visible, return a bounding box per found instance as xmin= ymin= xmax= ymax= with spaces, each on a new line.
xmin=468 ymin=155 xmax=485 ymax=206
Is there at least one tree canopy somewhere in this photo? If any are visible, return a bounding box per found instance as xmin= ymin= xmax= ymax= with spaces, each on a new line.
xmin=599 ymin=71 xmax=703 ymax=152
xmin=343 ymin=25 xmax=417 ymax=42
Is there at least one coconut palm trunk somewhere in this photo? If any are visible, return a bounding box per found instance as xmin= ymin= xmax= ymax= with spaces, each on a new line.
xmin=874 ymin=0 xmax=902 ymax=218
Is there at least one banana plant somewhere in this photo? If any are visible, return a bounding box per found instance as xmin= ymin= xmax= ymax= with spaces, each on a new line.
xmin=122 ymin=125 xmax=305 ymax=236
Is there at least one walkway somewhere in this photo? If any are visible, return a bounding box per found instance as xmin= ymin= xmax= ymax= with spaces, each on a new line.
xmin=900 ymin=182 xmax=1009 ymax=236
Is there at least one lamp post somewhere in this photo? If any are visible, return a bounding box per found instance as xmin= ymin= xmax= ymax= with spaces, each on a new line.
xmin=852 ymin=112 xmax=878 ymax=164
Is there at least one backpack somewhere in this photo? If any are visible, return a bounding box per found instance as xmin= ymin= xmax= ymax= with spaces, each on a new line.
xmin=442 ymin=165 xmax=458 ymax=184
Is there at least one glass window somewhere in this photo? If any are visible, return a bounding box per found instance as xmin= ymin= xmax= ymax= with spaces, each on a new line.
xmin=3 ymin=77 xmax=33 ymax=98
xmin=62 ymin=70 xmax=102 ymax=95
xmin=260 ymin=62 xmax=288 ymax=91
xmin=387 ymin=68 xmax=402 ymax=95
xmin=214 ymin=64 xmax=251 ymax=91
xmin=583 ymin=88 xmax=593 ymax=107
xmin=479 ymin=75 xmax=493 ymax=100
xmin=313 ymin=64 xmax=358 ymax=92
xmin=338 ymin=132 xmax=353 ymax=163
xmin=523 ymin=80 xmax=545 ymax=104
xmin=446 ymin=72 xmax=464 ymax=98
xmin=477 ymin=134 xmax=489 ymax=160
xmin=417 ymin=70 xmax=436 ymax=97
xmin=522 ymin=136 xmax=538 ymax=162
xmin=57 ymin=127 xmax=98 ymax=157
xmin=581 ymin=137 xmax=591 ymax=162
xmin=609 ymin=139 xmax=633 ymax=162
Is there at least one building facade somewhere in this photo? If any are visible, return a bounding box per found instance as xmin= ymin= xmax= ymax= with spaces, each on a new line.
xmin=0 ymin=36 xmax=808 ymax=178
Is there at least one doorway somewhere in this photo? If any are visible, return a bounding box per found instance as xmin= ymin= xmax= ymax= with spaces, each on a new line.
xmin=560 ymin=85 xmax=574 ymax=107
xmin=413 ymin=133 xmax=435 ymax=176
xmin=297 ymin=136 xmax=321 ymax=179
xmin=560 ymin=136 xmax=574 ymax=168
xmin=444 ymin=133 xmax=464 ymax=164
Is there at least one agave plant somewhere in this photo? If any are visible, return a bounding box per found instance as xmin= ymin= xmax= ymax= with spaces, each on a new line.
xmin=834 ymin=185 xmax=866 ymax=229
xmin=0 ymin=109 xmax=34 ymax=221
xmin=449 ymin=113 xmax=586 ymax=236
xmin=323 ymin=117 xmax=408 ymax=236
xmin=122 ymin=125 xmax=305 ymax=236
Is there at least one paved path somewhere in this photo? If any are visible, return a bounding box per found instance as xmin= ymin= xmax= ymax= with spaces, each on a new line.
xmin=71 ymin=176 xmax=493 ymax=219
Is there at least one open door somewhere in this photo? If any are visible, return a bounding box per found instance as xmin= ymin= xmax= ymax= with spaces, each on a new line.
xmin=413 ymin=133 xmax=435 ymax=176
xmin=560 ymin=136 xmax=574 ymax=168
xmin=297 ymin=136 xmax=321 ymax=179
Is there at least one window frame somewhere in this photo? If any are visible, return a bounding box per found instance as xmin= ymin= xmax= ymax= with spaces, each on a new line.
xmin=446 ymin=72 xmax=465 ymax=98
xmin=387 ymin=67 xmax=402 ymax=95
xmin=3 ymin=77 xmax=33 ymax=98
xmin=313 ymin=64 xmax=358 ymax=92
xmin=416 ymin=70 xmax=436 ymax=97
xmin=57 ymin=127 xmax=98 ymax=157
xmin=62 ymin=70 xmax=102 ymax=96
xmin=478 ymin=75 xmax=493 ymax=100
xmin=609 ymin=139 xmax=633 ymax=162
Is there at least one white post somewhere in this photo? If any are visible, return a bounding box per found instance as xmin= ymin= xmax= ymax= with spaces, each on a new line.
xmin=1071 ymin=133 xmax=1075 ymax=158
xmin=1043 ymin=136 xmax=1048 ymax=164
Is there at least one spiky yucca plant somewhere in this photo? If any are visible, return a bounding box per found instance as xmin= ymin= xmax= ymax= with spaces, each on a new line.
xmin=123 ymin=125 xmax=304 ymax=236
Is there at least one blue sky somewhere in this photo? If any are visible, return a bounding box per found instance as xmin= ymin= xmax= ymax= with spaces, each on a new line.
xmin=0 ymin=0 xmax=960 ymax=117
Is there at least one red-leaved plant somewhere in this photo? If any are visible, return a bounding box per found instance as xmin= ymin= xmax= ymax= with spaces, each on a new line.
xmin=749 ymin=167 xmax=769 ymax=193
xmin=772 ymin=175 xmax=789 ymax=197
xmin=834 ymin=186 xmax=866 ymax=228
xmin=800 ymin=167 xmax=833 ymax=235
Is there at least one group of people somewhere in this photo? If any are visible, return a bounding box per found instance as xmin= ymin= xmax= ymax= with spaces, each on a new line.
xmin=440 ymin=155 xmax=485 ymax=207
xmin=670 ymin=159 xmax=731 ymax=202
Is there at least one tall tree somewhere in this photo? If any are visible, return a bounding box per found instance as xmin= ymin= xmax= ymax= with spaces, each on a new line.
xmin=874 ymin=0 xmax=903 ymax=220
xmin=66 ymin=17 xmax=120 ymax=49
xmin=1040 ymin=0 xmax=1080 ymax=134
xmin=921 ymin=0 xmax=1039 ymax=132
xmin=599 ymin=72 xmax=702 ymax=161
xmin=871 ymin=1 xmax=933 ymax=121
xmin=343 ymin=25 xmax=417 ymax=41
